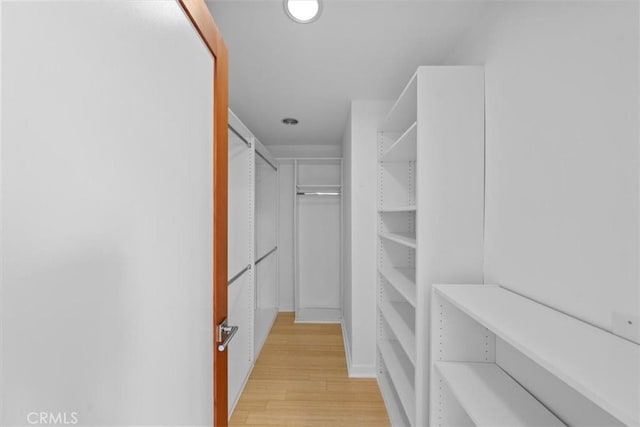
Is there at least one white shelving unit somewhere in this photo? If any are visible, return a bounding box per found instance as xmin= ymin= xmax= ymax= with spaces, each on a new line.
xmin=294 ymin=158 xmax=342 ymax=323
xmin=376 ymin=66 xmax=485 ymax=426
xmin=226 ymin=111 xmax=279 ymax=418
xmin=227 ymin=111 xmax=255 ymax=416
xmin=435 ymin=362 xmax=564 ymax=426
xmin=431 ymin=284 xmax=640 ymax=427
xmin=254 ymin=139 xmax=279 ymax=356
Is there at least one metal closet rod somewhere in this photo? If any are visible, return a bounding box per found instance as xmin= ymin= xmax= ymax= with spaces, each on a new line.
xmin=228 ymin=124 xmax=250 ymax=147
xmin=296 ymin=191 xmax=341 ymax=196
xmin=256 ymin=150 xmax=278 ymax=171
xmin=228 ymin=263 xmax=251 ymax=286
xmin=255 ymin=246 xmax=278 ymax=265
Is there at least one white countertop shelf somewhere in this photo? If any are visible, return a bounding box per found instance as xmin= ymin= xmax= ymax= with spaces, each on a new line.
xmin=379 ymin=232 xmax=417 ymax=249
xmin=379 ymin=266 xmax=416 ymax=307
xmin=436 ymin=362 xmax=564 ymax=426
xmin=434 ymin=284 xmax=640 ymax=427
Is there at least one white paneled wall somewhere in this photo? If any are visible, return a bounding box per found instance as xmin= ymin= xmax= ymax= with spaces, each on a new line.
xmin=1 ymin=2 xmax=213 ymax=425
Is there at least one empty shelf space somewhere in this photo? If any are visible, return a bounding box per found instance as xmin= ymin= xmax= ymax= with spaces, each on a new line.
xmin=381 ymin=122 xmax=417 ymax=162
xmin=379 ymin=340 xmax=416 ymax=425
xmin=436 ymin=362 xmax=564 ymax=426
xmin=379 ymin=232 xmax=417 ymax=249
xmin=434 ymin=284 xmax=640 ymax=427
xmin=379 ymin=266 xmax=416 ymax=307
xmin=379 ymin=205 xmax=417 ymax=213
xmin=380 ymin=300 xmax=416 ymax=364
xmin=382 ymin=72 xmax=417 ymax=132
xmin=378 ymin=367 xmax=412 ymax=427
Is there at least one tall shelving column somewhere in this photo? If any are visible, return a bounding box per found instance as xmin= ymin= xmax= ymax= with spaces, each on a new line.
xmin=376 ymin=66 xmax=485 ymax=426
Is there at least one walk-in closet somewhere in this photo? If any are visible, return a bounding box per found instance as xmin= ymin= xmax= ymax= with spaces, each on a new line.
xmin=1 ymin=1 xmax=638 ymax=426
xmin=215 ymin=1 xmax=639 ymax=425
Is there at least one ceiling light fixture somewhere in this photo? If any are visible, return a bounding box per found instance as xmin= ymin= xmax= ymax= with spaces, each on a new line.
xmin=282 ymin=118 xmax=299 ymax=125
xmin=284 ymin=0 xmax=322 ymax=24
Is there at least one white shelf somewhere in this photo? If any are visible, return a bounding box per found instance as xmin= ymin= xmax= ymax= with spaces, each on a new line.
xmin=379 ymin=232 xmax=417 ymax=249
xmin=436 ymin=362 xmax=564 ymax=426
xmin=296 ymin=184 xmax=342 ymax=188
xmin=381 ymin=122 xmax=417 ymax=162
xmin=295 ymin=307 xmax=341 ymax=323
xmin=379 ymin=266 xmax=416 ymax=307
xmin=378 ymin=367 xmax=411 ymax=427
xmin=434 ymin=284 xmax=640 ymax=427
xmin=378 ymin=205 xmax=417 ymax=213
xmin=379 ymin=340 xmax=416 ymax=425
xmin=380 ymin=300 xmax=416 ymax=364
xmin=382 ymin=72 xmax=417 ymax=132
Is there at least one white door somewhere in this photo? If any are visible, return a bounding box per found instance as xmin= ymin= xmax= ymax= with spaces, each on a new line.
xmin=1 ymin=2 xmax=214 ymax=425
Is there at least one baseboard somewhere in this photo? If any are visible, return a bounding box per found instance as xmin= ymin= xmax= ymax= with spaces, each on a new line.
xmin=340 ymin=319 xmax=376 ymax=378
xmin=347 ymin=363 xmax=376 ymax=378
xmin=341 ymin=319 xmax=353 ymax=374
xmin=295 ymin=307 xmax=341 ymax=323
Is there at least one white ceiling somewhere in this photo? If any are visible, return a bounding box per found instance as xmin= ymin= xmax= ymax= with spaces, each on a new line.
xmin=206 ymin=0 xmax=488 ymax=146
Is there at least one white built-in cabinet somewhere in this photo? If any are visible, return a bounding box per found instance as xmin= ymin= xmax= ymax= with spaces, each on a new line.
xmin=431 ymin=284 xmax=640 ymax=427
xmin=227 ymin=111 xmax=278 ymax=416
xmin=294 ymin=158 xmax=342 ymax=323
xmin=376 ymin=67 xmax=485 ymax=426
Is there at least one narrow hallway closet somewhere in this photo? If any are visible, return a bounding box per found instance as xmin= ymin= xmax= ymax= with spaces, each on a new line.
xmin=2 ymin=2 xmax=637 ymax=427
xmin=219 ymin=0 xmax=640 ymax=422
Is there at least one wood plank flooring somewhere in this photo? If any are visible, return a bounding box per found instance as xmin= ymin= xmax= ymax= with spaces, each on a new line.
xmin=230 ymin=312 xmax=390 ymax=426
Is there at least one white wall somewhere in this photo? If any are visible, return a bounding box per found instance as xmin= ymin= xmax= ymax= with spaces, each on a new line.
xmin=1 ymin=2 xmax=214 ymax=425
xmin=341 ymin=111 xmax=353 ymax=365
xmin=342 ymin=100 xmax=391 ymax=377
xmin=444 ymin=1 xmax=638 ymax=424
xmin=269 ymin=144 xmax=342 ymax=159
xmin=277 ymin=160 xmax=295 ymax=311
xmin=445 ymin=0 xmax=639 ymax=335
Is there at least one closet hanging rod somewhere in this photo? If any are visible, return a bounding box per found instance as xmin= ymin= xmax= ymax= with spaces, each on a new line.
xmin=256 ymin=150 xmax=278 ymax=171
xmin=255 ymin=246 xmax=278 ymax=265
xmin=228 ymin=264 xmax=251 ymax=286
xmin=228 ymin=124 xmax=251 ymax=147
xmin=296 ymin=191 xmax=341 ymax=196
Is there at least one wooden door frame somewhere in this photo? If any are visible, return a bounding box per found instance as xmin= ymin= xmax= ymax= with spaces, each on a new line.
xmin=177 ymin=1 xmax=229 ymax=426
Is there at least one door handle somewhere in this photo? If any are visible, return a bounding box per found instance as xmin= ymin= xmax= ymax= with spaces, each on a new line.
xmin=217 ymin=319 xmax=239 ymax=352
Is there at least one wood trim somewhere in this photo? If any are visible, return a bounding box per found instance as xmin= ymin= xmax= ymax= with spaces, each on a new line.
xmin=177 ymin=1 xmax=229 ymax=426
xmin=212 ymin=43 xmax=229 ymax=427
xmin=179 ymin=0 xmax=224 ymax=56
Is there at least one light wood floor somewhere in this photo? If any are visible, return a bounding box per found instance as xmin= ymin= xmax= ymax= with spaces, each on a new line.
xmin=229 ymin=312 xmax=390 ymax=426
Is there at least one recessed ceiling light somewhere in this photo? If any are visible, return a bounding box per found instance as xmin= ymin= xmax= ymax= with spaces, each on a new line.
xmin=282 ymin=118 xmax=299 ymax=125
xmin=284 ymin=0 xmax=322 ymax=24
